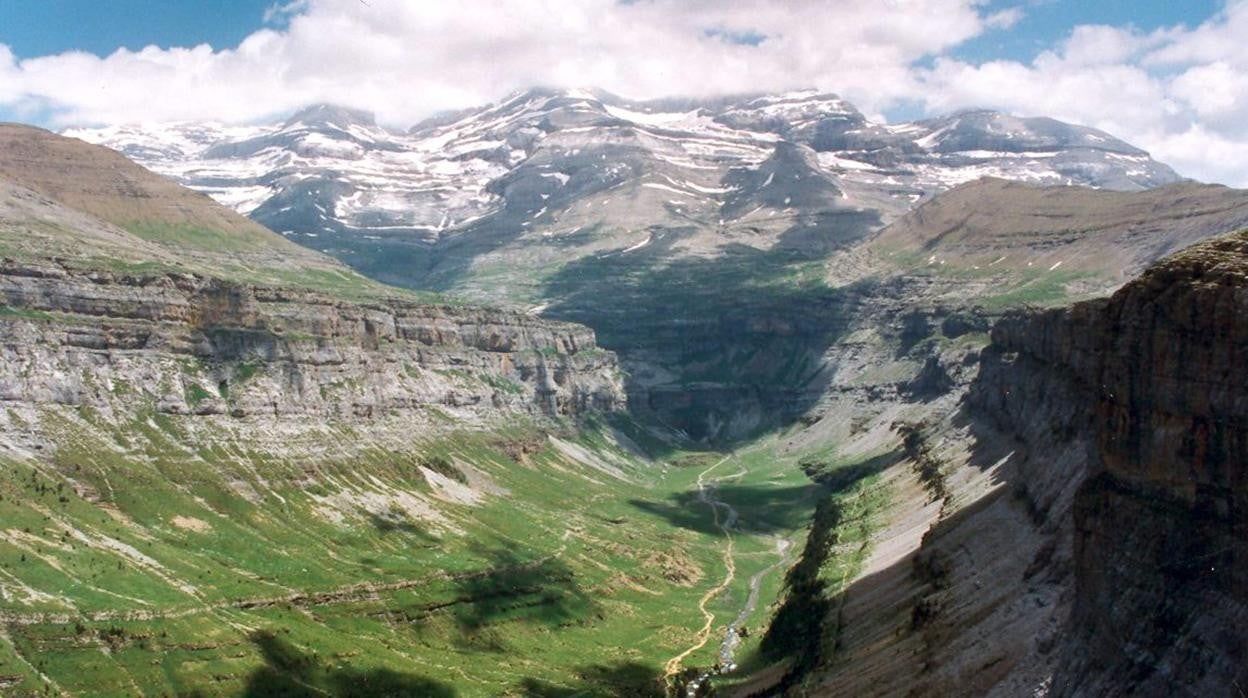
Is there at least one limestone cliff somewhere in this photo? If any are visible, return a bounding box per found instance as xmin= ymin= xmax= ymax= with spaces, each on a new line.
xmin=0 ymin=259 xmax=624 ymax=428
xmin=0 ymin=125 xmax=623 ymax=444
xmin=1048 ymin=231 xmax=1248 ymax=695
xmin=966 ymin=229 xmax=1248 ymax=694
xmin=771 ymin=229 xmax=1248 ymax=696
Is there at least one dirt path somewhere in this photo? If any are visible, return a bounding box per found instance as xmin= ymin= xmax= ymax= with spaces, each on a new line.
xmin=663 ymin=455 xmax=738 ymax=681
xmin=0 ymin=529 xmax=578 ymax=627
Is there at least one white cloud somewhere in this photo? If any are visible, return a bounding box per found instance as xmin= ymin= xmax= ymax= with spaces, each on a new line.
xmin=0 ymin=0 xmax=1000 ymax=127
xmin=1170 ymin=62 xmax=1248 ymax=122
xmin=263 ymin=1 xmax=309 ymax=26
xmin=0 ymin=46 xmax=15 ymax=98
xmin=984 ymin=7 xmax=1025 ymax=30
xmin=0 ymin=0 xmax=1246 ymax=186
xmin=913 ymin=1 xmax=1248 ymax=185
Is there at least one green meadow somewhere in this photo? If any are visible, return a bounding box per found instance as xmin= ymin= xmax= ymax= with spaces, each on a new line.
xmin=0 ymin=405 xmax=849 ymax=697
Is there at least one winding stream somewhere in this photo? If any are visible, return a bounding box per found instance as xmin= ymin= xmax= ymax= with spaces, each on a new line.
xmin=716 ymin=536 xmax=794 ymax=671
xmin=664 ymin=457 xmax=798 ymax=695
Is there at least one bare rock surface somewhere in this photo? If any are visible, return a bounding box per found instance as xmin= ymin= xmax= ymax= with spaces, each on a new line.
xmin=793 ymin=229 xmax=1248 ymax=697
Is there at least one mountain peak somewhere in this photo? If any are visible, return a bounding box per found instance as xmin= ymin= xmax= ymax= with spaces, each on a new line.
xmin=67 ymin=87 xmax=1185 ymax=256
xmin=501 ymin=86 xmax=615 ymax=103
xmin=916 ymin=108 xmax=1148 ymax=157
xmin=284 ymin=103 xmax=377 ymax=130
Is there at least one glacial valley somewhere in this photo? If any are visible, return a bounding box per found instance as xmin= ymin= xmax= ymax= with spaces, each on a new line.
xmin=0 ymin=87 xmax=1243 ymax=697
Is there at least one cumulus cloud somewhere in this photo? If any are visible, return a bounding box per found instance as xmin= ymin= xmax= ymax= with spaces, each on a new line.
xmin=0 ymin=0 xmax=999 ymax=126
xmin=0 ymin=0 xmax=1246 ymax=185
xmin=915 ymin=1 xmax=1248 ymax=185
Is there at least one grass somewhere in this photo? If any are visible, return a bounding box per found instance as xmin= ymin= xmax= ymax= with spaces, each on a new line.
xmin=124 ymin=221 xmax=270 ymax=253
xmin=713 ymin=448 xmax=894 ymax=693
xmin=3 ymin=207 xmax=446 ymax=305
xmin=880 ymin=244 xmax=1105 ymax=311
xmin=975 ymin=267 xmax=1100 ymax=309
xmin=0 ymin=203 xmax=1026 ymax=695
xmin=184 ymin=383 xmax=214 ymax=406
xmin=0 ymin=305 xmax=54 ymax=322
xmin=0 ymin=399 xmax=832 ymax=696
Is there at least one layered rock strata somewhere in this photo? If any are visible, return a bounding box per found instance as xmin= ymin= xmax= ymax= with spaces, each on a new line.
xmin=0 ymin=260 xmax=624 ymax=423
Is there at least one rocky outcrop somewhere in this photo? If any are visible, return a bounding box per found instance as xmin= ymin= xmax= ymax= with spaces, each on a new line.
xmin=1052 ymin=232 xmax=1248 ymax=695
xmin=0 ymin=260 xmax=624 ymax=422
xmin=778 ymin=229 xmax=1248 ymax=696
xmin=962 ymin=230 xmax=1248 ymax=694
xmin=946 ymin=229 xmax=1248 ymax=694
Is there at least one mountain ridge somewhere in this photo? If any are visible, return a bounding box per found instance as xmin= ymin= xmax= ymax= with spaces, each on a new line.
xmin=58 ymin=95 xmax=1248 ymax=446
xmin=0 ymin=123 xmax=400 ymax=299
xmin=64 ymin=88 xmax=1180 ymax=253
xmin=0 ymin=88 xmax=1245 ymax=697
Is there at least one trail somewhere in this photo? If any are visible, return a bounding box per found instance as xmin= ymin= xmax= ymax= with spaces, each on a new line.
xmin=662 ymin=455 xmax=801 ymax=694
xmin=0 ymin=528 xmax=578 ymax=627
xmin=663 ymin=455 xmax=737 ymax=681
xmin=716 ymin=535 xmax=794 ymax=670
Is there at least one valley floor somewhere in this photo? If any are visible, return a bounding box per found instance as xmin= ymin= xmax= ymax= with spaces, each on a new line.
xmin=0 ymin=412 xmax=829 ymax=697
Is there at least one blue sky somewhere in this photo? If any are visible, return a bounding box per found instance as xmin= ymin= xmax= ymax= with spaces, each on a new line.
xmin=0 ymin=0 xmax=1245 ymax=185
xmin=0 ymin=1 xmax=1223 ymax=62
xmin=0 ymin=1 xmax=275 ymax=59
xmin=950 ymin=0 xmax=1223 ymax=63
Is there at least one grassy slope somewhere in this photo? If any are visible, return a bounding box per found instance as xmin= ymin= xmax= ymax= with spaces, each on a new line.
xmin=0 ymin=123 xmax=837 ymax=696
xmin=0 ymin=125 xmax=430 ymax=303
xmin=0 ymin=401 xmax=829 ymax=696
xmin=14 ymin=125 xmax=1236 ymax=695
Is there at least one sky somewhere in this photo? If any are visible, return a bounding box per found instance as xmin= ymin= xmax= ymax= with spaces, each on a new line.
xmin=0 ymin=0 xmax=1245 ymax=186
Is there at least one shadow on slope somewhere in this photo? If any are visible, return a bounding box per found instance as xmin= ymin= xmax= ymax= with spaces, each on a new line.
xmin=451 ymin=547 xmax=596 ymax=631
xmin=629 ymin=481 xmax=825 ymax=537
xmin=754 ymin=452 xmax=904 ymax=686
xmin=242 ymin=630 xmax=457 ymax=697
xmin=754 ymin=404 xmax=1075 ymax=696
xmin=516 ymin=661 xmax=665 ymax=697
xmin=427 ymin=546 xmax=598 ymax=651
xmin=540 ymin=212 xmax=883 ymax=446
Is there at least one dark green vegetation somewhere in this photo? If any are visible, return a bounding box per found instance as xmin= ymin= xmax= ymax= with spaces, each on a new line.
xmin=242 ymin=630 xmax=456 ymax=698
xmin=755 ymin=452 xmax=893 ymax=690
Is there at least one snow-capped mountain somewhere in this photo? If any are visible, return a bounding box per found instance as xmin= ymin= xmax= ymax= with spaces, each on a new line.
xmin=66 ymin=89 xmax=1179 ymax=264
xmin=55 ymin=89 xmax=1232 ymax=447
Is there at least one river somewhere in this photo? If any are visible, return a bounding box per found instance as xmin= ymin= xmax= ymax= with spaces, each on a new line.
xmin=668 ymin=456 xmax=798 ymax=696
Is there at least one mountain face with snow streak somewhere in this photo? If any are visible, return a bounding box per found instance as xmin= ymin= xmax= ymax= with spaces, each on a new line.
xmin=66 ymin=89 xmax=1179 ymax=284
xmin=63 ymin=89 xmax=1220 ymax=444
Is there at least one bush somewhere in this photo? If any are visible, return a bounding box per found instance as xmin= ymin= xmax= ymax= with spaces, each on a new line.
xmin=418 ymin=454 xmax=468 ymax=484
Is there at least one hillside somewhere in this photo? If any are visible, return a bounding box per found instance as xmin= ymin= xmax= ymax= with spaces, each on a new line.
xmin=63 ymin=96 xmax=1248 ymax=445
xmin=2 ymin=94 xmax=1245 ymax=698
xmin=872 ymin=176 xmax=1248 ymax=285
xmin=0 ymin=124 xmax=392 ymax=298
xmin=748 ymin=227 xmax=1248 ymax=696
xmin=0 ymin=128 xmax=812 ymax=696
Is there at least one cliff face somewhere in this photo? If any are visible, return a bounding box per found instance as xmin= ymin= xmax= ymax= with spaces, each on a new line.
xmin=785 ymin=230 xmax=1248 ymax=697
xmin=961 ymin=229 xmax=1247 ymax=695
xmin=0 ymin=259 xmax=624 ymax=426
xmin=1051 ymin=232 xmax=1248 ymax=695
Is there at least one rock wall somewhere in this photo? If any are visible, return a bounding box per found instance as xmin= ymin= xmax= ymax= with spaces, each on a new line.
xmin=0 ymin=260 xmax=625 ymax=425
xmin=784 ymin=230 xmax=1248 ymax=696
xmin=1051 ymin=232 xmax=1248 ymax=696
xmin=965 ymin=230 xmax=1248 ymax=694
